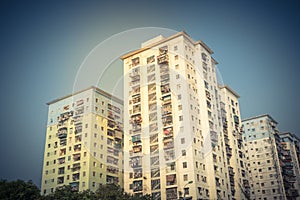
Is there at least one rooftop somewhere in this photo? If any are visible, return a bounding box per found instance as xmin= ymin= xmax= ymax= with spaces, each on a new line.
xmin=120 ymin=31 xmax=214 ymax=60
xmin=242 ymin=114 xmax=278 ymax=124
xmin=47 ymin=86 xmax=123 ymax=105
xmin=219 ymin=84 xmax=240 ymax=98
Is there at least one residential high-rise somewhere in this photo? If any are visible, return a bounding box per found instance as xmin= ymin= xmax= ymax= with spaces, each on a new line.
xmin=242 ymin=114 xmax=286 ymax=200
xmin=279 ymin=132 xmax=300 ymax=199
xmin=121 ymin=31 xmax=247 ymax=199
xmin=41 ymin=86 xmax=123 ymax=195
xmin=219 ymin=85 xmax=250 ymax=200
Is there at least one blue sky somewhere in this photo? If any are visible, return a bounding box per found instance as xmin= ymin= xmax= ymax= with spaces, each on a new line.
xmin=0 ymin=0 xmax=299 ymax=187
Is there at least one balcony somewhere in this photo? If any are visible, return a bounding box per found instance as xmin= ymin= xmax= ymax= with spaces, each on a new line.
xmin=131 ymin=86 xmax=140 ymax=96
xmin=210 ymin=131 xmax=218 ymax=143
xmin=163 ymin=127 xmax=173 ymax=137
xmin=160 ymin=73 xmax=170 ymax=82
xmin=149 ymin=123 xmax=158 ymax=133
xmin=149 ymin=103 xmax=157 ymax=113
xmin=57 ymin=176 xmax=64 ymax=184
xmin=58 ymin=167 xmax=65 ymax=175
xmin=162 ymin=115 xmax=173 ymax=127
xmin=166 ymin=187 xmax=178 ymax=200
xmin=161 ymin=94 xmax=171 ymax=104
xmin=150 ymin=144 xmax=159 ymax=156
xmin=150 ymin=134 xmax=158 ymax=144
xmin=133 ymin=168 xmax=142 ymax=179
xmin=73 ymin=144 xmax=81 ymax=152
xmin=74 ymin=125 xmax=82 ymax=134
xmin=228 ymin=166 xmax=235 ymax=176
xmin=133 ymin=180 xmax=143 ymax=192
xmin=58 ymin=111 xmax=73 ymax=123
xmin=59 ymin=148 xmax=66 ymax=156
xmin=160 ymin=65 xmax=169 ymax=75
xmin=107 ymin=155 xmax=119 ymax=165
xmin=164 ymin=149 xmax=175 ymax=161
xmin=131 ymin=57 xmax=140 ymax=67
xmin=73 ymin=153 xmax=81 ymax=162
xmin=157 ymin=54 xmax=168 ymax=64
xmin=69 ymin=181 xmax=79 ymax=192
xmin=149 ymin=112 xmax=157 ymax=122
xmin=108 ymin=120 xmax=116 ymax=129
xmin=205 ymin=90 xmax=211 ymax=100
xmin=75 ymin=135 xmax=82 ymax=143
xmin=72 ymin=173 xmax=80 ymax=181
xmin=148 ymin=83 xmax=156 ymax=94
xmin=166 ymin=174 xmax=176 ymax=186
xmin=151 ymin=168 xmax=160 ymax=178
xmin=57 ymin=129 xmax=67 ymax=139
xmin=107 ymin=166 xmax=119 ymax=175
xmin=164 ymin=140 xmax=174 ymax=150
xmin=162 ymin=103 xmax=172 ymax=116
xmin=131 ymin=124 xmax=141 ymax=133
xmin=114 ymin=140 xmax=122 ymax=149
xmin=60 ymin=139 xmax=67 ymax=146
xmin=148 ymin=93 xmax=157 ymax=103
xmin=151 ymin=179 xmax=160 ymax=191
xmin=233 ymin=115 xmax=239 ymax=125
xmin=58 ymin=157 xmax=65 ymax=165
xmin=131 ymin=114 xmax=142 ymax=125
xmin=71 ymin=163 xmax=80 ymax=172
xmin=132 ymin=145 xmax=142 ymax=153
xmin=151 ymin=156 xmax=160 ymax=166
xmin=161 ymin=84 xmax=171 ymax=95
xmin=106 ymin=175 xmax=119 ymax=185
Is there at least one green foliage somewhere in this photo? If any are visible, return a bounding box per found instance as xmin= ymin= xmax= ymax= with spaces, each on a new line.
xmin=0 ymin=179 xmax=40 ymax=200
xmin=0 ymin=180 xmax=152 ymax=200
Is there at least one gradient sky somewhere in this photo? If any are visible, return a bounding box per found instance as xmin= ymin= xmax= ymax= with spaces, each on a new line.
xmin=0 ymin=0 xmax=299 ymax=187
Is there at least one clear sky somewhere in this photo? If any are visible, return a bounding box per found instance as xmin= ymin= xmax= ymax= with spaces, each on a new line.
xmin=0 ymin=0 xmax=299 ymax=187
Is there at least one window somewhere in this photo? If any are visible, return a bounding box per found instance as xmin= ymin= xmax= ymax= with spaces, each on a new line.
xmin=179 ymin=116 xmax=183 ymax=121
xmin=182 ymin=150 xmax=186 ymax=156
xmin=183 ymin=162 xmax=187 ymax=168
xmin=181 ymin=138 xmax=185 ymax=144
xmin=176 ymin=74 xmax=180 ymax=79
xmin=175 ymin=55 xmax=178 ymax=60
xmin=184 ymin=174 xmax=188 ymax=181
xmin=178 ymin=94 xmax=181 ymax=100
xmin=178 ymin=105 xmax=182 ymax=111
xmin=174 ymin=46 xmax=178 ymax=51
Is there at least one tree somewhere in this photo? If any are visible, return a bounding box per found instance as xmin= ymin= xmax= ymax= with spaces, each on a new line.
xmin=95 ymin=183 xmax=129 ymax=200
xmin=0 ymin=179 xmax=40 ymax=200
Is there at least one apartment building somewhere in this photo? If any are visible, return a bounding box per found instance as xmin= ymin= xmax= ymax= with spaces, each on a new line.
xmin=279 ymin=132 xmax=300 ymax=200
xmin=41 ymin=86 xmax=123 ymax=195
xmin=242 ymin=114 xmax=286 ymax=200
xmin=219 ymin=85 xmax=250 ymax=200
xmin=121 ymin=31 xmax=246 ymax=199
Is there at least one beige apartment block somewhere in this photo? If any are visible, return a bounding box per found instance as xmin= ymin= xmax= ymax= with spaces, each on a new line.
xmin=242 ymin=114 xmax=286 ymax=200
xmin=121 ymin=31 xmax=246 ymax=200
xmin=41 ymin=86 xmax=123 ymax=195
xmin=219 ymin=85 xmax=250 ymax=200
xmin=279 ymin=132 xmax=300 ymax=200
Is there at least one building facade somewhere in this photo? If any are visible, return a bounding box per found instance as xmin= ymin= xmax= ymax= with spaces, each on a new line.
xmin=121 ymin=31 xmax=248 ymax=199
xmin=242 ymin=114 xmax=286 ymax=200
xmin=41 ymin=86 xmax=123 ymax=195
xmin=219 ymin=85 xmax=250 ymax=200
xmin=279 ymin=132 xmax=300 ymax=200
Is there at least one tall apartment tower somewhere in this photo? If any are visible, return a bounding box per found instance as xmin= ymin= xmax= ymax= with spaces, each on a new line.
xmin=242 ymin=114 xmax=286 ymax=200
xmin=219 ymin=85 xmax=250 ymax=200
xmin=41 ymin=87 xmax=123 ymax=195
xmin=121 ymin=31 xmax=246 ymax=199
xmin=279 ymin=132 xmax=300 ymax=199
